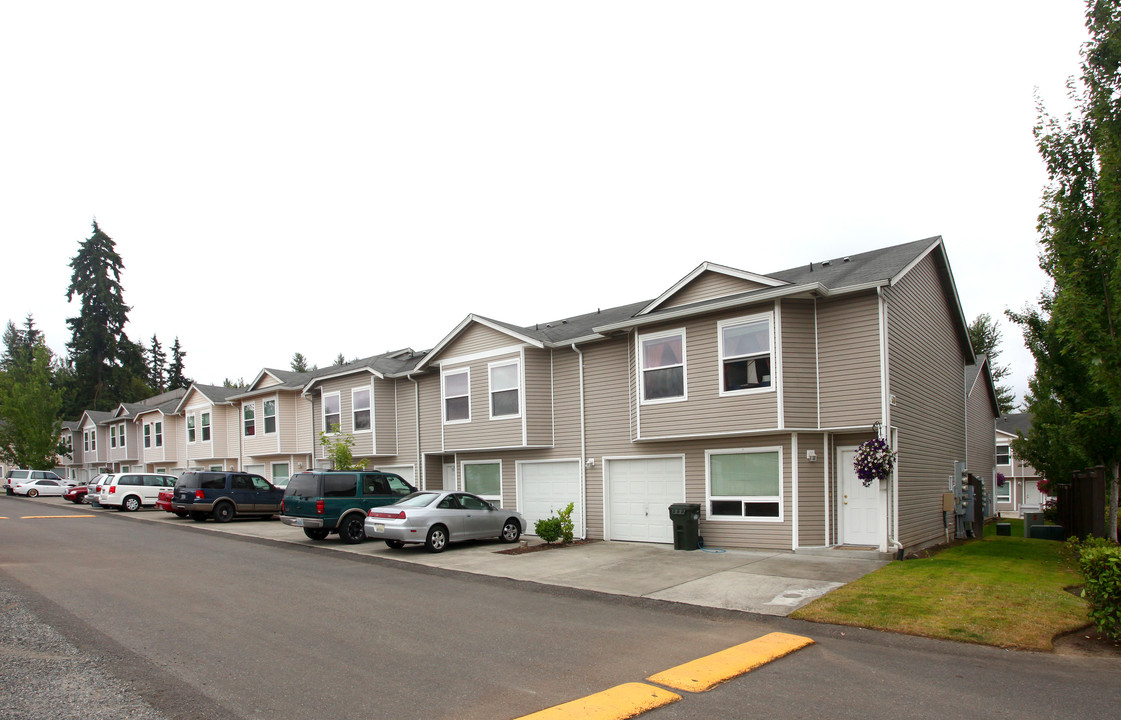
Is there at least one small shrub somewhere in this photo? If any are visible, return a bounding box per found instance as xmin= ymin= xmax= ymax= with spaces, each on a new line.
xmin=1079 ymin=544 xmax=1121 ymax=640
xmin=557 ymin=502 xmax=575 ymax=544
xmin=1042 ymin=497 xmax=1060 ymax=524
xmin=535 ymin=517 xmax=563 ymax=543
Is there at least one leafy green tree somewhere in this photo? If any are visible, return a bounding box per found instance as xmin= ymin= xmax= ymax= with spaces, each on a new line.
xmin=167 ymin=336 xmax=190 ymax=389
xmin=148 ymin=334 xmax=167 ymax=392
xmin=967 ymin=313 xmax=1016 ymax=414
xmin=1018 ymin=0 xmax=1121 ymax=540
xmin=318 ymin=426 xmax=367 ymax=470
xmin=0 ymin=317 xmax=64 ymax=469
xmin=63 ymin=220 xmax=147 ymax=413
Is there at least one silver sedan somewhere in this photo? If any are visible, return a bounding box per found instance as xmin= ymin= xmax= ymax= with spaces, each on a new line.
xmin=365 ymin=491 xmax=524 ymax=553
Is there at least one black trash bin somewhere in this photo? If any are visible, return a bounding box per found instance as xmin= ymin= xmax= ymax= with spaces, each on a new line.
xmin=668 ymin=503 xmax=701 ymax=551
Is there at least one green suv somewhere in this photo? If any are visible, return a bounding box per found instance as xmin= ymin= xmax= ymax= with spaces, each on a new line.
xmin=280 ymin=470 xmax=416 ymax=543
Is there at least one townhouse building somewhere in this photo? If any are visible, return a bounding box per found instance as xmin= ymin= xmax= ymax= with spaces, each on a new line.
xmin=176 ymin=384 xmax=243 ymax=472
xmin=994 ymin=412 xmax=1049 ymax=515
xmin=228 ymin=368 xmax=322 ymax=486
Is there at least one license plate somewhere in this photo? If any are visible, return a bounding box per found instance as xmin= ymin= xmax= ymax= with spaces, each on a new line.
xmin=374 ymin=524 xmax=385 ymax=533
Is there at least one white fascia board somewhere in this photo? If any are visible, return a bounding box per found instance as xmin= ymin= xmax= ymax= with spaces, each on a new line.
xmin=414 ymin=314 xmax=544 ymax=372
xmin=593 ymin=282 xmax=884 ymax=334
xmin=637 ymin=261 xmax=790 ymax=316
xmin=300 ymin=366 xmax=382 ymax=396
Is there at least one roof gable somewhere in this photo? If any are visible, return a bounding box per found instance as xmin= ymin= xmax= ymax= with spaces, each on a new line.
xmin=415 ymin=315 xmax=544 ymax=371
xmin=639 ymin=262 xmax=788 ymax=316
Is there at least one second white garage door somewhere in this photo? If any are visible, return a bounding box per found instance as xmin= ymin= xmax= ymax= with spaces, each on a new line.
xmin=606 ymin=457 xmax=685 ymax=543
xmin=519 ymin=461 xmax=583 ymax=538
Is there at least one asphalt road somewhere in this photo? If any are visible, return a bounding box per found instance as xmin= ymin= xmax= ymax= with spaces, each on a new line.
xmin=1 ymin=494 xmax=1118 ymax=720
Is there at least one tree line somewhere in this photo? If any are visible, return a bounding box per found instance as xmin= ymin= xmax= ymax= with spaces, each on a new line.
xmin=0 ymin=221 xmax=192 ymax=470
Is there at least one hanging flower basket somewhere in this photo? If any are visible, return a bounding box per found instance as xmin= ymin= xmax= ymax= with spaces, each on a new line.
xmin=996 ymin=472 xmax=1006 ymax=488
xmin=853 ymin=437 xmax=896 ymax=488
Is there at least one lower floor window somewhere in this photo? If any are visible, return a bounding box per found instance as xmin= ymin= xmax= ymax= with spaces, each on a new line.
xmin=996 ymin=480 xmax=1011 ymax=502
xmin=707 ymin=449 xmax=782 ymax=520
xmin=463 ymin=461 xmax=502 ymax=507
xmin=272 ymin=462 xmax=291 ymax=487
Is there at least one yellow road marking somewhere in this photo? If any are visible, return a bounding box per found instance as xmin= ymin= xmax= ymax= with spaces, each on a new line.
xmin=646 ymin=632 xmax=814 ymax=692
xmin=515 ymin=683 xmax=680 ymax=720
xmin=19 ymin=515 xmax=97 ymax=519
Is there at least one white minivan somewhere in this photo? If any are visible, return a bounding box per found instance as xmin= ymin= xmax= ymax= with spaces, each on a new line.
xmin=97 ymin=473 xmax=177 ymax=511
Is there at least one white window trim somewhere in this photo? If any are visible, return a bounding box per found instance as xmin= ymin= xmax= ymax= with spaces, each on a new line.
xmin=461 ymin=459 xmax=502 ymax=505
xmin=996 ymin=479 xmax=1012 ymax=503
xmin=201 ymin=412 xmax=211 ymax=442
xmin=243 ymin=402 xmax=256 ymax=437
xmin=488 ymin=358 xmax=521 ymax=420
xmin=263 ymin=397 xmax=277 ymax=435
xmin=271 ymin=462 xmax=290 ymax=484
xmin=322 ymin=391 xmax=342 ymax=435
xmin=187 ymin=415 xmax=196 ymax=444
xmin=90 ymin=430 xmax=96 ymax=451
xmin=717 ymin=312 xmax=775 ymax=398
xmin=154 ymin=421 xmax=163 ymax=448
xmin=119 ymin=423 xmax=126 ymax=449
xmin=143 ymin=424 xmax=151 ymax=448
xmin=110 ymin=425 xmax=117 ymax=448
xmin=638 ymin=327 xmax=688 ymax=405
xmin=704 ymin=446 xmax=784 ymax=523
xmin=996 ymin=444 xmax=1011 ymax=466
xmin=443 ymin=367 xmax=471 ymax=425
xmin=352 ymin=386 xmax=372 ymax=434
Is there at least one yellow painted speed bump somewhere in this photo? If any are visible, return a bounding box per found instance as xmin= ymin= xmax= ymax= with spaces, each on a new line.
xmin=646 ymin=632 xmax=814 ymax=692
xmin=516 ymin=682 xmax=680 ymax=719
xmin=20 ymin=515 xmax=97 ymax=519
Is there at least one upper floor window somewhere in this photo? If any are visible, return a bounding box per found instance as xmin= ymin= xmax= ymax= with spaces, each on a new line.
xmin=489 ymin=360 xmax=520 ymax=418
xmin=90 ymin=431 xmax=96 ymax=451
xmin=201 ymin=413 xmax=211 ymax=442
xmin=118 ymin=423 xmax=126 ymax=448
xmin=187 ymin=415 xmax=196 ymax=443
xmin=155 ymin=421 xmax=163 ymax=447
xmin=719 ymin=314 xmax=772 ymax=394
xmin=323 ymin=393 xmax=341 ymax=433
xmin=144 ymin=424 xmax=151 ymax=448
xmin=996 ymin=445 xmax=1010 ymax=466
xmin=110 ymin=425 xmax=117 ymax=448
xmin=640 ymin=329 xmax=686 ymax=402
xmin=264 ymin=399 xmax=276 ymax=434
xmin=84 ymin=431 xmax=89 ymax=451
xmin=244 ymin=404 xmax=255 ymax=437
xmin=353 ymin=389 xmax=371 ymax=432
xmin=444 ymin=369 xmax=470 ymax=423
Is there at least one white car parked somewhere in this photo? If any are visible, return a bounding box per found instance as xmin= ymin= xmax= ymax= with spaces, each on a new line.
xmin=11 ymin=478 xmax=69 ymax=498
xmin=5 ymin=469 xmax=67 ymax=493
xmin=97 ymin=473 xmax=177 ymax=511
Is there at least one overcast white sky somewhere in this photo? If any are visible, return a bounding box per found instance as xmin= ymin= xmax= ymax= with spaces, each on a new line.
xmin=0 ymin=1 xmax=1089 ymax=407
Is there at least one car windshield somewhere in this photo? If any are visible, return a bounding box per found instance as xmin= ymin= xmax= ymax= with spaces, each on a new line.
xmin=394 ymin=492 xmax=440 ymax=507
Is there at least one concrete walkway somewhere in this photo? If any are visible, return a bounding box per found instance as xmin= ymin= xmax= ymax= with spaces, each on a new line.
xmin=25 ymin=496 xmax=891 ymax=616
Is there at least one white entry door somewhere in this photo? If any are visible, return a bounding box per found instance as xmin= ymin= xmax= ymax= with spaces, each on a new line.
xmin=519 ymin=461 xmax=583 ymax=538
xmin=606 ymin=457 xmax=685 ymax=543
xmin=443 ymin=463 xmax=456 ymax=492
xmin=839 ymin=447 xmax=882 ymax=546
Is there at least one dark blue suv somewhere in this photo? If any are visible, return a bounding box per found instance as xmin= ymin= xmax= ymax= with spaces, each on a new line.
xmin=171 ymin=471 xmax=283 ymax=523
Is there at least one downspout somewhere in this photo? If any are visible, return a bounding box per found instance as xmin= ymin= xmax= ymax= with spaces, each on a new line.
xmin=879 ymin=286 xmax=903 ymax=557
xmin=408 ymin=374 xmax=422 ymax=490
xmin=571 ymin=344 xmax=588 ymax=540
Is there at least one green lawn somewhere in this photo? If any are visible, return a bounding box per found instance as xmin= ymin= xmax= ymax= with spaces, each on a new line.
xmin=790 ymin=520 xmax=1089 ymax=650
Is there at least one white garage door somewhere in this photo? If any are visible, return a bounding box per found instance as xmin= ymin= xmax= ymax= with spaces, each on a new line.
xmin=520 ymin=461 xmax=583 ymax=538
xmin=606 ymin=457 xmax=685 ymax=543
xmin=378 ymin=465 xmax=416 ymax=488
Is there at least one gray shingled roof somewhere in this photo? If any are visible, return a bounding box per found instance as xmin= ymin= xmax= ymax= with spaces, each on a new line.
xmin=997 ymin=412 xmax=1033 ymax=437
xmin=768 ymin=236 xmax=939 ymax=288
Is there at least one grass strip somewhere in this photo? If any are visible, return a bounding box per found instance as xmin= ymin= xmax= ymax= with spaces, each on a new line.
xmin=790 ymin=522 xmax=1088 ymax=650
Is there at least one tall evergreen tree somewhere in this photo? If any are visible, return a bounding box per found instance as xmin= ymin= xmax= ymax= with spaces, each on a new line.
xmin=290 ymin=352 xmax=311 ymax=373
xmin=1015 ymin=0 xmax=1121 ymax=540
xmin=148 ymin=334 xmax=167 ymax=392
xmin=967 ymin=313 xmax=1016 ymax=414
xmin=167 ymin=336 xmax=190 ymax=389
xmin=0 ymin=315 xmax=64 ymax=469
xmin=64 ymin=220 xmax=146 ymax=412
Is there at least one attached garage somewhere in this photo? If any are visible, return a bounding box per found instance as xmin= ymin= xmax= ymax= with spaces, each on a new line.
xmin=605 ymin=456 xmax=685 ymax=543
xmin=518 ymin=460 xmax=583 ymax=538
xmin=379 ymin=465 xmax=416 ymax=488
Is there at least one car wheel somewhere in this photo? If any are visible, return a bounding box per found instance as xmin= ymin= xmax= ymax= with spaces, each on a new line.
xmin=190 ymin=512 xmax=208 ymax=522
xmin=212 ymin=502 xmax=235 ymax=523
xmin=385 ymin=539 xmax=405 ymax=549
xmin=173 ymin=510 xmax=189 ymax=518
xmin=425 ymin=525 xmax=448 ymax=553
xmin=303 ymin=528 xmax=329 ymax=541
xmin=123 ymin=496 xmax=141 ymax=512
xmin=500 ymin=519 xmax=521 ymax=543
xmin=27 ymin=489 xmax=38 ymax=498
xmin=338 ymin=515 xmax=366 ymax=544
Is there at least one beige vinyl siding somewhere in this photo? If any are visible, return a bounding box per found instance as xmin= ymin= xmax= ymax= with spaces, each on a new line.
xmin=184 ymin=396 xmax=215 ymax=462
xmin=278 ymin=393 xmax=303 ymax=451
xmin=661 ymin=271 xmax=773 ymax=309
xmin=524 ymin=348 xmax=553 ymax=448
xmin=816 ymin=293 xmax=881 ymax=428
xmin=887 ymin=253 xmax=967 ymax=549
xmin=294 ymin=394 xmax=313 ymax=454
xmin=637 ymin=309 xmax=778 ymax=439
xmin=393 ymin=378 xmax=419 ymax=470
xmin=374 ymin=377 xmax=397 ymax=456
xmin=241 ymin=396 xmax=279 ymax=457
xmin=965 ymin=377 xmax=996 ymax=486
xmin=781 ymin=299 xmax=819 ymax=429
xmin=258 ymin=374 xmax=282 ymax=389
xmin=442 ymin=352 xmax=523 ymax=451
xmin=317 ymin=376 xmax=373 ymax=456
xmin=797 ymin=433 xmax=827 ymax=547
xmin=441 ymin=324 xmax=521 ymax=358
xmin=416 ymin=373 xmax=442 ymax=456
xmin=580 ymin=337 xmax=634 ymax=539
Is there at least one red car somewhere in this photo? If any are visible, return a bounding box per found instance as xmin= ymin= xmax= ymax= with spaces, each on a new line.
xmin=156 ymin=488 xmax=188 ymax=517
xmin=63 ymin=484 xmax=91 ymax=504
